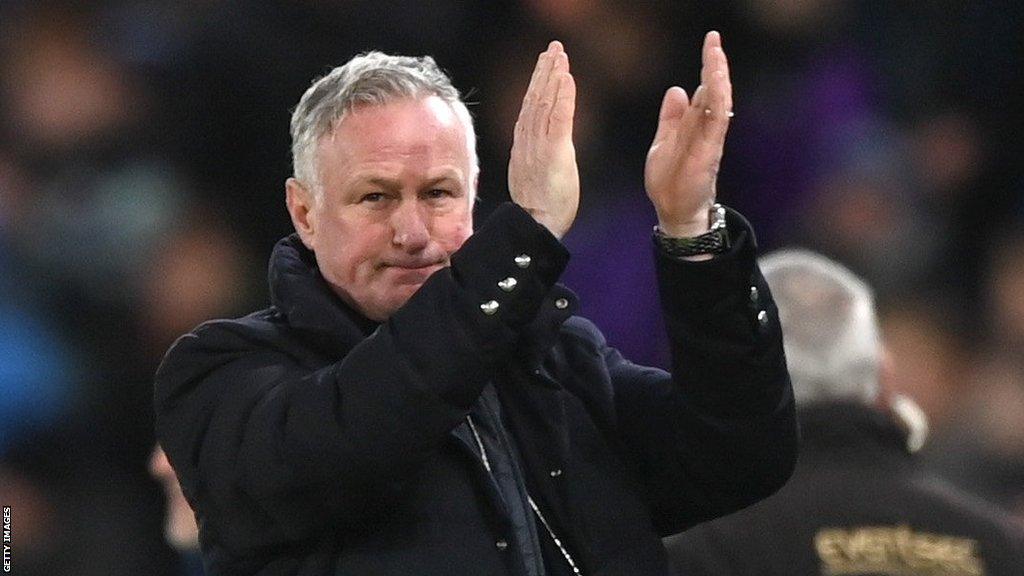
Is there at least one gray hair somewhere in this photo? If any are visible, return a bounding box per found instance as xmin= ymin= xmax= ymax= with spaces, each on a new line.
xmin=289 ymin=51 xmax=478 ymax=197
xmin=760 ymin=249 xmax=881 ymax=406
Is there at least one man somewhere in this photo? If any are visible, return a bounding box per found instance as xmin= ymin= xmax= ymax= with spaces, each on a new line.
xmin=155 ymin=33 xmax=797 ymax=576
xmin=664 ymin=249 xmax=1024 ymax=575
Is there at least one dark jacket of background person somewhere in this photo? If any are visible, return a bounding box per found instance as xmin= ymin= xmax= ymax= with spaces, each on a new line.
xmin=665 ymin=403 xmax=1024 ymax=576
xmin=663 ymin=249 xmax=1024 ymax=576
xmin=154 ymin=204 xmax=797 ymax=576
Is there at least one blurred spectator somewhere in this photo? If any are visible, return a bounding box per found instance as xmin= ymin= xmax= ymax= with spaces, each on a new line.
xmin=880 ymin=300 xmax=969 ymax=430
xmin=0 ymin=284 xmax=75 ymax=454
xmin=717 ymin=0 xmax=874 ymax=247
xmin=0 ymin=4 xmax=189 ymax=381
xmin=797 ymin=119 xmax=943 ymax=297
xmin=0 ymin=7 xmax=256 ymax=576
xmin=0 ymin=424 xmax=178 ymax=576
xmin=664 ymin=249 xmax=1024 ymax=575
xmin=925 ymin=233 xmax=1024 ymax=521
xmin=0 ymin=464 xmax=56 ymax=575
xmin=0 ymin=153 xmax=76 ymax=455
xmin=0 ymin=210 xmax=249 ymax=575
xmin=138 ymin=216 xmax=255 ymax=367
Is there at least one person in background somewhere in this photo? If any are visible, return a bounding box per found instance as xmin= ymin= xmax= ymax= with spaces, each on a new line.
xmin=664 ymin=249 xmax=1024 ymax=576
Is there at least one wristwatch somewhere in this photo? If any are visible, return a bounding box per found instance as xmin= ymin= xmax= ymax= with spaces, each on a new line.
xmin=653 ymin=203 xmax=730 ymax=257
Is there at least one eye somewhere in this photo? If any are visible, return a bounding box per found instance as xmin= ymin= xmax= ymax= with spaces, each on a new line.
xmin=360 ymin=192 xmax=386 ymax=203
xmin=425 ymin=189 xmax=452 ymax=199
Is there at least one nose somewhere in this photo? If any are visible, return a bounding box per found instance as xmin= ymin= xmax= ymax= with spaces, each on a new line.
xmin=390 ymin=200 xmax=430 ymax=252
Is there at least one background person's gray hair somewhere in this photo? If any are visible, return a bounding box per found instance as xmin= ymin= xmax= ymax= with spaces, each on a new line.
xmin=290 ymin=51 xmax=478 ymax=198
xmin=760 ymin=249 xmax=881 ymax=406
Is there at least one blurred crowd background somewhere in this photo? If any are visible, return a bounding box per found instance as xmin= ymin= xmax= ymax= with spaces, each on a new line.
xmin=1 ymin=1 xmax=1022 ymax=574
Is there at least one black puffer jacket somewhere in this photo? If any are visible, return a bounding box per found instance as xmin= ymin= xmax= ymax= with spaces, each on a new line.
xmin=155 ymin=203 xmax=796 ymax=576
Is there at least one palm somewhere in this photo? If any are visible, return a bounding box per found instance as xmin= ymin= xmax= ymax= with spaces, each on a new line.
xmin=508 ymin=41 xmax=579 ymax=240
xmin=645 ymin=31 xmax=733 ymax=237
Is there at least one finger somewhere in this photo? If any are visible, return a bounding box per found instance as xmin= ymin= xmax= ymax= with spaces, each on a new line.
xmin=706 ymin=29 xmax=722 ymax=47
xmin=688 ymin=83 xmax=709 ymax=124
xmin=707 ymin=31 xmax=732 ymax=114
xmin=699 ymin=32 xmax=709 ymax=87
xmin=547 ymin=47 xmax=569 ymax=91
xmin=534 ymin=44 xmax=566 ymax=135
xmin=548 ymin=72 xmax=576 ymax=138
xmin=702 ymin=45 xmax=733 ymax=142
xmin=651 ymin=86 xmax=689 ymax=145
xmin=695 ymin=34 xmax=732 ymax=115
xmin=699 ymin=30 xmax=720 ymax=91
xmin=516 ymin=45 xmax=554 ymax=136
xmin=676 ymin=83 xmax=707 ymax=146
xmin=524 ymin=51 xmax=548 ymax=104
xmin=716 ymin=43 xmax=733 ymax=114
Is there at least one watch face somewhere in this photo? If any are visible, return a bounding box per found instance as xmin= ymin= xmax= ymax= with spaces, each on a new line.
xmin=711 ymin=204 xmax=727 ymax=231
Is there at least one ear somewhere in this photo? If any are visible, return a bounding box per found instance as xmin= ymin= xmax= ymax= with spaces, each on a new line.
xmin=285 ymin=178 xmax=317 ymax=250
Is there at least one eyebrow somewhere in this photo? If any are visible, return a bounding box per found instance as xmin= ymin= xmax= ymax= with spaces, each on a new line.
xmin=357 ymin=173 xmax=464 ymax=191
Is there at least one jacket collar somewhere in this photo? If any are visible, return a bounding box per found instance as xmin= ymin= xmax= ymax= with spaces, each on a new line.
xmin=267 ymin=234 xmax=378 ymax=351
xmin=797 ymin=402 xmax=913 ymax=467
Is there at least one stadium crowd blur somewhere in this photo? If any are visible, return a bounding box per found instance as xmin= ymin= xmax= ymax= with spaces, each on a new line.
xmin=1 ymin=1 xmax=1022 ymax=574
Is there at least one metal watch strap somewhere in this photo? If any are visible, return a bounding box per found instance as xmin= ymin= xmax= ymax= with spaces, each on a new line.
xmin=653 ymin=203 xmax=730 ymax=257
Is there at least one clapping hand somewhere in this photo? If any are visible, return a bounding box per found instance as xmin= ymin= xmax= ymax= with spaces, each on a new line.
xmin=508 ymin=41 xmax=579 ymax=240
xmin=645 ymin=31 xmax=734 ymax=239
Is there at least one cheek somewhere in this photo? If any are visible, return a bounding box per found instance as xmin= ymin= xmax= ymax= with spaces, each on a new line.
xmin=437 ymin=216 xmax=473 ymax=253
xmin=321 ymin=226 xmax=386 ymax=281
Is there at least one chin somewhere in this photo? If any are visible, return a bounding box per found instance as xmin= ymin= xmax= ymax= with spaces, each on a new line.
xmin=389 ymin=289 xmax=420 ymax=312
xmin=364 ymin=290 xmax=419 ymax=321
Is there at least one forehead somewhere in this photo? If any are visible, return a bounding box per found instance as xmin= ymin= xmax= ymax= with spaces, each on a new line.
xmin=318 ymin=96 xmax=471 ymax=179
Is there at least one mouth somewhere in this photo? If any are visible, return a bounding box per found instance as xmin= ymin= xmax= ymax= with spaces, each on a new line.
xmin=381 ymin=260 xmax=446 ymax=271
xmin=380 ymin=261 xmax=446 ymax=284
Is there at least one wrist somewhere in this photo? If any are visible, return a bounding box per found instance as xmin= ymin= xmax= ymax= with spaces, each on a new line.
xmin=653 ymin=204 xmax=730 ymax=259
xmin=655 ymin=217 xmax=710 ymax=238
xmin=517 ymin=205 xmax=566 ymax=239
xmin=655 ymin=205 xmax=712 ymax=237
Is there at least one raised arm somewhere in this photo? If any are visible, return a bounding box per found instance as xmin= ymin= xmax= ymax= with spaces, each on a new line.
xmin=616 ymin=32 xmax=796 ymax=534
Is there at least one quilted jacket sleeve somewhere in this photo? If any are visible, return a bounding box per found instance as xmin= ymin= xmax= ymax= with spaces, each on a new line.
xmin=596 ymin=208 xmax=798 ymax=535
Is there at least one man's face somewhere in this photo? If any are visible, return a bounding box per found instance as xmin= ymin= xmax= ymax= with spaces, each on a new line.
xmin=294 ymin=96 xmax=475 ymax=321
